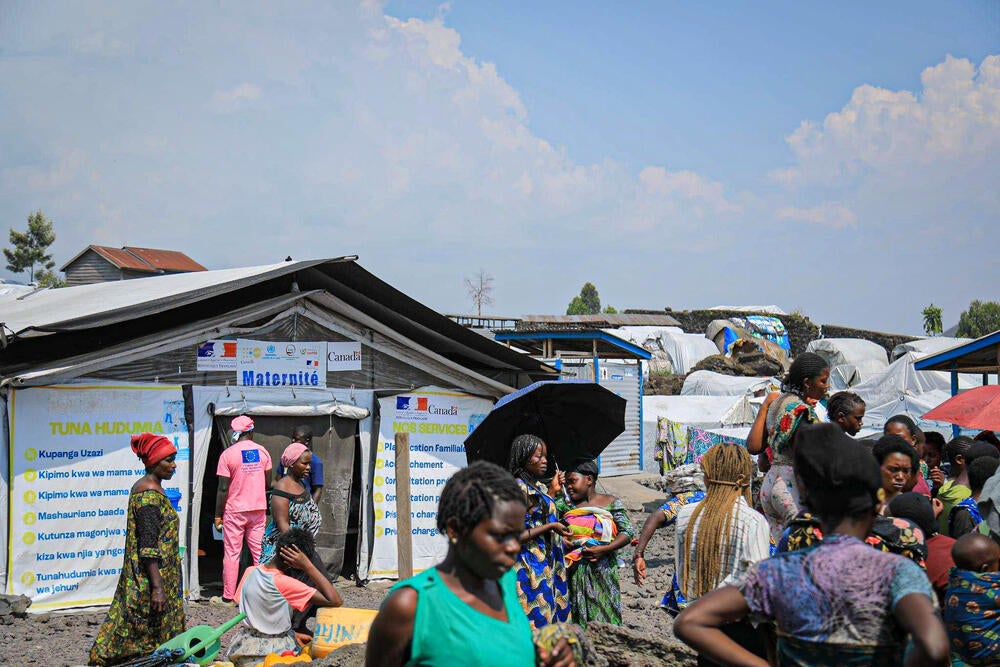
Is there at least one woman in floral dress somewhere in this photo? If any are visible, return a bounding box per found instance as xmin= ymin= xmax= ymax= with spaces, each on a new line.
xmin=89 ymin=433 xmax=185 ymax=666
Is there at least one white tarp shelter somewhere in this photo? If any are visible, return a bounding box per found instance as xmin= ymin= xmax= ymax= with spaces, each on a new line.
xmin=806 ymin=338 xmax=889 ymax=390
xmin=681 ymin=370 xmax=778 ymax=397
xmin=891 ymin=337 xmax=972 ymax=362
xmin=608 ymin=326 xmax=717 ymax=375
xmin=851 ymin=352 xmax=983 ymax=409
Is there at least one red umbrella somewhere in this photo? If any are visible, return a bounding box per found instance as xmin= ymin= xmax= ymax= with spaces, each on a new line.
xmin=923 ymin=385 xmax=1000 ymax=431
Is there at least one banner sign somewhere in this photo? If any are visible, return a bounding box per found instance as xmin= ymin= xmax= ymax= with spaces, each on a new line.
xmin=7 ymin=385 xmax=190 ymax=610
xmin=196 ymin=340 xmax=237 ymax=371
xmin=368 ymin=388 xmax=492 ymax=578
xmin=327 ymin=342 xmax=363 ymax=371
xmin=236 ymin=339 xmax=327 ymax=387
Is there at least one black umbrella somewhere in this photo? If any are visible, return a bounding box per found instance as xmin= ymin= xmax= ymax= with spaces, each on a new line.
xmin=464 ymin=380 xmax=627 ymax=471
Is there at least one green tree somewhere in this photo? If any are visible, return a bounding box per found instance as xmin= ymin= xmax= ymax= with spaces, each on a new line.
xmin=956 ymin=300 xmax=1000 ymax=338
xmin=603 ymin=305 xmax=618 ymax=314
xmin=566 ymin=282 xmax=601 ymax=315
xmin=34 ymin=268 xmax=66 ymax=288
xmin=4 ymin=210 xmax=57 ymax=283
xmin=922 ymin=303 xmax=943 ymax=336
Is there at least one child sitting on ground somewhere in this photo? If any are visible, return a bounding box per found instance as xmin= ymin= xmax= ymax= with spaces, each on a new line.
xmin=225 ymin=528 xmax=342 ymax=667
xmin=944 ymin=533 xmax=1000 ymax=665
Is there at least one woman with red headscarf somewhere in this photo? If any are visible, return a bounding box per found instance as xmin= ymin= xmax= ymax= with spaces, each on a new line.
xmin=89 ymin=433 xmax=186 ymax=666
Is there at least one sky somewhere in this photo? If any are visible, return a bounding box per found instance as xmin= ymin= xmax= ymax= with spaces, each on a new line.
xmin=1 ymin=1 xmax=997 ymax=334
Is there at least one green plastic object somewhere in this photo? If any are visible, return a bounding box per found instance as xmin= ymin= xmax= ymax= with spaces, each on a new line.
xmin=156 ymin=611 xmax=247 ymax=665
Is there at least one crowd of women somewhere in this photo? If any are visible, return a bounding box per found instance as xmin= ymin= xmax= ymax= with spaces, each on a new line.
xmin=89 ymin=422 xmax=340 ymax=667
xmin=88 ymin=359 xmax=1000 ymax=666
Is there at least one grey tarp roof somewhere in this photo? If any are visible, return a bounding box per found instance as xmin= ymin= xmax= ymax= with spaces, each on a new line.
xmin=0 ymin=258 xmax=556 ymax=387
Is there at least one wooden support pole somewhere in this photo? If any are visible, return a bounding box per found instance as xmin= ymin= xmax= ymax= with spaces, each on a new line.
xmin=394 ymin=432 xmax=413 ymax=579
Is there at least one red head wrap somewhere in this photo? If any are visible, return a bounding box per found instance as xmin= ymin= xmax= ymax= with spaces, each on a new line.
xmin=130 ymin=433 xmax=177 ymax=467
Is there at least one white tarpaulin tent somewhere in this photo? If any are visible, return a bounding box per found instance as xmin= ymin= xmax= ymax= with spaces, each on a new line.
xmin=891 ymin=337 xmax=972 ymax=361
xmin=806 ymin=338 xmax=889 ymax=390
xmin=861 ymin=389 xmax=972 ymax=439
xmin=851 ymin=352 xmax=983 ymax=409
xmin=681 ymin=370 xmax=778 ymax=397
xmin=609 ymin=326 xmax=717 ymax=375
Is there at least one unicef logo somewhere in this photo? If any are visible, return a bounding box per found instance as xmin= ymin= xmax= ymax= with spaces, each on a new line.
xmin=266 ymin=345 xmax=276 ymax=355
xmin=285 ymin=344 xmax=296 ymax=356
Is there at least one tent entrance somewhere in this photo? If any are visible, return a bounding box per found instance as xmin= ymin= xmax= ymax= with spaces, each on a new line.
xmin=197 ymin=413 xmax=362 ymax=593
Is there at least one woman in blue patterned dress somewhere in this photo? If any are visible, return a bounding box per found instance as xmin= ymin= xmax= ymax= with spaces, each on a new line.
xmin=507 ymin=434 xmax=573 ymax=629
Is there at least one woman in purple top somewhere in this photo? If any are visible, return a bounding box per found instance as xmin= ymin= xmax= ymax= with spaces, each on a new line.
xmin=675 ymin=424 xmax=949 ymax=666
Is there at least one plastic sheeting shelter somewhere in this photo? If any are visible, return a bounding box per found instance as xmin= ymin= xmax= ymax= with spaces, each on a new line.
xmin=806 ymin=338 xmax=889 ymax=390
xmin=681 ymin=371 xmax=778 ymax=397
xmin=891 ymin=337 xmax=971 ymax=362
xmin=0 ymin=258 xmax=557 ymax=608
xmin=851 ymin=352 xmax=983 ymax=410
xmin=608 ymin=326 xmax=717 ymax=376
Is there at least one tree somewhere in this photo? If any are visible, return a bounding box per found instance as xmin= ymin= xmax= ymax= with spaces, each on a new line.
xmin=603 ymin=305 xmax=617 ymax=314
xmin=464 ymin=269 xmax=494 ymax=317
xmin=566 ymin=282 xmax=601 ymax=315
xmin=956 ymin=300 xmax=1000 ymax=338
xmin=35 ymin=268 xmax=66 ymax=288
xmin=5 ymin=210 xmax=57 ymax=284
xmin=922 ymin=304 xmax=943 ymax=337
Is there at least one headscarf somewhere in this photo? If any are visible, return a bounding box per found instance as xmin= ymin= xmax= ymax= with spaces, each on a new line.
xmin=794 ymin=423 xmax=881 ymax=518
xmin=281 ymin=442 xmax=310 ymax=468
xmin=508 ymin=434 xmax=545 ymax=481
xmin=230 ymin=415 xmax=254 ymax=444
xmin=130 ymin=433 xmax=176 ymax=467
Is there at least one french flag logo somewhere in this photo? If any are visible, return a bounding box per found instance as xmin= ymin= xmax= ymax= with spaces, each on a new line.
xmin=396 ymin=396 xmax=428 ymax=411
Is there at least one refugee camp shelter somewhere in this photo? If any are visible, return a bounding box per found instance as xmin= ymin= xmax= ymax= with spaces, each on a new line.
xmin=0 ymin=257 xmax=556 ymax=609
xmin=494 ymin=327 xmax=651 ymax=476
xmin=805 ymin=338 xmax=889 ymax=390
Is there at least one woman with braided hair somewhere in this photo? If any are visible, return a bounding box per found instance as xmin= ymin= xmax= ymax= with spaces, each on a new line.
xmin=675 ymin=424 xmax=949 ymax=666
xmin=507 ymin=434 xmax=573 ymax=629
xmin=366 ymin=461 xmax=574 ymax=667
xmin=667 ymin=443 xmax=770 ymax=665
xmin=748 ymin=352 xmax=830 ymax=542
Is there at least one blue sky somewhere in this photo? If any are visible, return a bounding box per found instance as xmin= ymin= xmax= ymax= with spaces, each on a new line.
xmin=1 ymin=1 xmax=998 ymax=333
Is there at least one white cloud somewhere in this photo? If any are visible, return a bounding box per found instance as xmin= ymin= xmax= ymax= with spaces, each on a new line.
xmin=0 ymin=4 xmax=995 ymax=333
xmin=775 ymin=203 xmax=857 ymax=229
xmin=773 ymin=55 xmax=1000 ymax=187
xmin=210 ymin=83 xmax=262 ymax=113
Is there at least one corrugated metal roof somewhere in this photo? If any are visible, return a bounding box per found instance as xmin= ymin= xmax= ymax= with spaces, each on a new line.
xmin=122 ymin=247 xmax=207 ymax=272
xmin=61 ymin=245 xmax=207 ymax=273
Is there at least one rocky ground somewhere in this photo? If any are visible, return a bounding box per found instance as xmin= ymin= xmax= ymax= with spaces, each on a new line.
xmin=0 ymin=482 xmax=694 ymax=666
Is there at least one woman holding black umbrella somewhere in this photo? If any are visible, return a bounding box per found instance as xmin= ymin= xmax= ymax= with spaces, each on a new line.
xmin=507 ymin=434 xmax=574 ymax=629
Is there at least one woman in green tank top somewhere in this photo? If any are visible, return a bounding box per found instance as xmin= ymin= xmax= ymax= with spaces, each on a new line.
xmin=366 ymin=461 xmax=575 ymax=667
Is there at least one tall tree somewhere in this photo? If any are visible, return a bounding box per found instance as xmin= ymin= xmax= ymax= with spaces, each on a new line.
xmin=956 ymin=300 xmax=1000 ymax=338
xmin=464 ymin=269 xmax=494 ymax=317
xmin=5 ymin=210 xmax=57 ymax=283
xmin=922 ymin=304 xmax=943 ymax=336
xmin=567 ymin=282 xmax=602 ymax=315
